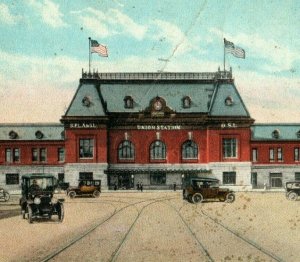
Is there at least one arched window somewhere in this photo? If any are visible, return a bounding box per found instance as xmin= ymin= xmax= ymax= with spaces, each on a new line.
xmin=150 ymin=140 xmax=166 ymax=160
xmin=182 ymin=140 xmax=198 ymax=159
xmin=124 ymin=96 xmax=134 ymax=109
xmin=118 ymin=140 xmax=135 ymax=160
xmin=182 ymin=96 xmax=191 ymax=108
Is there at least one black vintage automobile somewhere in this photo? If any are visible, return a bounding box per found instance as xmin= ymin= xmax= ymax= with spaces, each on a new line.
xmin=183 ymin=177 xmax=235 ymax=204
xmin=66 ymin=179 xmax=101 ymax=198
xmin=19 ymin=174 xmax=64 ymax=223
xmin=285 ymin=181 xmax=300 ymax=201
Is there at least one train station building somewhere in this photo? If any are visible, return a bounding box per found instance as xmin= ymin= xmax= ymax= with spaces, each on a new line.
xmin=1 ymin=69 xmax=300 ymax=191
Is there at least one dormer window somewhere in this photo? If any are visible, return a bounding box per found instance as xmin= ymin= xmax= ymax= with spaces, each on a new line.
xmin=124 ymin=96 xmax=134 ymax=109
xmin=82 ymin=96 xmax=91 ymax=107
xmin=225 ymin=96 xmax=233 ymax=106
xmin=9 ymin=130 xmax=18 ymax=139
xmin=182 ymin=96 xmax=191 ymax=108
xmin=272 ymin=129 xmax=280 ymax=139
xmin=35 ymin=130 xmax=44 ymax=139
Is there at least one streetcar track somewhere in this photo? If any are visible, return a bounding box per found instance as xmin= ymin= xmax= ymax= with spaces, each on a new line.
xmin=199 ymin=208 xmax=284 ymax=262
xmin=164 ymin=200 xmax=214 ymax=262
xmin=39 ymin=196 xmax=176 ymax=262
xmin=175 ymin=198 xmax=284 ymax=262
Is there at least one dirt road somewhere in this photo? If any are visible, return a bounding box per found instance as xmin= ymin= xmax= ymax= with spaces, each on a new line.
xmin=0 ymin=192 xmax=299 ymax=262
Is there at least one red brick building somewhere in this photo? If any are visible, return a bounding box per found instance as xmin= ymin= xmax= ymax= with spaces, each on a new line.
xmin=1 ymin=69 xmax=299 ymax=191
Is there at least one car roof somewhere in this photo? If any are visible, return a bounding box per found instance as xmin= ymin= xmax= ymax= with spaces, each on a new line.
xmin=21 ymin=174 xmax=55 ymax=179
xmin=191 ymin=177 xmax=219 ymax=182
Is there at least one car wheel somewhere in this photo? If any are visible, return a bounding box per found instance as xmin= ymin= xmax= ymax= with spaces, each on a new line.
xmin=187 ymin=195 xmax=193 ymax=203
xmin=93 ymin=190 xmax=100 ymax=198
xmin=192 ymin=193 xmax=203 ymax=204
xmin=287 ymin=191 xmax=298 ymax=201
xmin=225 ymin=193 xmax=235 ymax=203
xmin=28 ymin=205 xmax=33 ymax=224
xmin=4 ymin=192 xmax=10 ymax=202
xmin=68 ymin=191 xmax=76 ymax=199
xmin=58 ymin=203 xmax=64 ymax=222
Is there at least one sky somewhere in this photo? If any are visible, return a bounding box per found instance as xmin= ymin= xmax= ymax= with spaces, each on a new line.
xmin=0 ymin=0 xmax=299 ymax=123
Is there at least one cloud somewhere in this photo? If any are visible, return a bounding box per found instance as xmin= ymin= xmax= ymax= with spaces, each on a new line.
xmin=0 ymin=51 xmax=83 ymax=122
xmin=74 ymin=7 xmax=146 ymax=40
xmin=27 ymin=0 xmax=67 ymax=28
xmin=234 ymin=70 xmax=300 ymax=123
xmin=0 ymin=3 xmax=21 ymax=25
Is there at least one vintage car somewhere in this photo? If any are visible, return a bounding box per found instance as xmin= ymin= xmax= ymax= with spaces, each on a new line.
xmin=285 ymin=181 xmax=300 ymax=201
xmin=19 ymin=174 xmax=64 ymax=223
xmin=66 ymin=179 xmax=101 ymax=198
xmin=183 ymin=177 xmax=235 ymax=204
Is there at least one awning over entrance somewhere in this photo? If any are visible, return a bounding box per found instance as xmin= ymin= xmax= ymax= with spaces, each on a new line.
xmin=105 ymin=168 xmax=212 ymax=175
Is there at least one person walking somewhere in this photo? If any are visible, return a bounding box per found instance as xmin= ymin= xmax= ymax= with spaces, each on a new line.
xmin=137 ymin=182 xmax=140 ymax=191
xmin=173 ymin=182 xmax=176 ymax=191
xmin=140 ymin=182 xmax=143 ymax=192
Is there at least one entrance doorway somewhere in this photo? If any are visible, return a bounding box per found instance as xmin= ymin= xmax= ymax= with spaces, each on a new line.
xmin=109 ymin=173 xmax=133 ymax=189
xmin=270 ymin=173 xmax=282 ymax=188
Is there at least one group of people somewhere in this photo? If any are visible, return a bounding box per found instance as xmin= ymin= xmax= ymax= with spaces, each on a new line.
xmin=136 ymin=182 xmax=143 ymax=192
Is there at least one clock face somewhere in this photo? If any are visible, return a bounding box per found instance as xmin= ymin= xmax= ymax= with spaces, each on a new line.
xmin=154 ymin=101 xmax=162 ymax=111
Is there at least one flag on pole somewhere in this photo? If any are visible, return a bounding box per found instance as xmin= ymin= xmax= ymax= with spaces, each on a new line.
xmin=91 ymin=39 xmax=108 ymax=57
xmin=224 ymin=38 xmax=245 ymax=59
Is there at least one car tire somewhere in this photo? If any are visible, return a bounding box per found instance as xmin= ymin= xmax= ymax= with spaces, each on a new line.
xmin=28 ymin=205 xmax=33 ymax=224
xmin=93 ymin=190 xmax=100 ymax=198
xmin=68 ymin=191 xmax=76 ymax=199
xmin=187 ymin=195 xmax=193 ymax=203
xmin=287 ymin=191 xmax=298 ymax=201
xmin=58 ymin=203 xmax=64 ymax=222
xmin=192 ymin=193 xmax=203 ymax=204
xmin=225 ymin=193 xmax=235 ymax=203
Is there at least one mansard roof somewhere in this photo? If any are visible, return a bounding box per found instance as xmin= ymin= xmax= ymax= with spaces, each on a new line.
xmin=251 ymin=124 xmax=300 ymax=141
xmin=0 ymin=123 xmax=64 ymax=141
xmin=63 ymin=70 xmax=251 ymax=119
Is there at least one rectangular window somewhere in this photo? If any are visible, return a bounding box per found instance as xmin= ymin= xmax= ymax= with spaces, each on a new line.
xmin=79 ymin=139 xmax=94 ymax=158
xmin=13 ymin=148 xmax=20 ymax=162
xmin=252 ymin=148 xmax=258 ymax=162
xmin=40 ymin=148 xmax=46 ymax=162
xmin=294 ymin=148 xmax=300 ymax=162
xmin=251 ymin=172 xmax=257 ymax=187
xmin=150 ymin=173 xmax=166 ymax=185
xmin=6 ymin=148 xmax=20 ymax=163
xmin=222 ymin=138 xmax=237 ymax=158
xmin=223 ymin=172 xmax=236 ymax=185
xmin=5 ymin=148 xmax=12 ymax=162
xmin=79 ymin=172 xmax=93 ymax=180
xmin=6 ymin=173 xmax=19 ymax=185
xmin=295 ymin=173 xmax=300 ymax=181
xmin=58 ymin=148 xmax=65 ymax=162
xmin=270 ymin=173 xmax=282 ymax=188
xmin=277 ymin=147 xmax=283 ymax=161
xmin=269 ymin=148 xmax=274 ymax=162
xmin=32 ymin=148 xmax=38 ymax=162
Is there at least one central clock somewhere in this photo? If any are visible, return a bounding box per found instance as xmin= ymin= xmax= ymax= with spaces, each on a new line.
xmin=154 ymin=101 xmax=162 ymax=111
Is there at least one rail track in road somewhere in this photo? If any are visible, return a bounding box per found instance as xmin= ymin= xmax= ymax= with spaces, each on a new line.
xmin=199 ymin=208 xmax=284 ymax=262
xmin=171 ymin=199 xmax=284 ymax=262
xmin=39 ymin=195 xmax=176 ymax=262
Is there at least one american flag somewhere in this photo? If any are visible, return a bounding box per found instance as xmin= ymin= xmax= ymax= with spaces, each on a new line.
xmin=91 ymin=39 xmax=108 ymax=57
xmin=224 ymin=38 xmax=245 ymax=59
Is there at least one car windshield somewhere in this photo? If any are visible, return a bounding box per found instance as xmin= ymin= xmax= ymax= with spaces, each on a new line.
xmin=29 ymin=177 xmax=54 ymax=190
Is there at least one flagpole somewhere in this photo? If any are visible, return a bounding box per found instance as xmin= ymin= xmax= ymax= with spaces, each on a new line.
xmin=223 ymin=38 xmax=225 ymax=71
xmin=88 ymin=37 xmax=91 ymax=73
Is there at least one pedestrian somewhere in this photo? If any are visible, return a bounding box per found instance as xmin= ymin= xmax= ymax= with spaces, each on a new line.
xmin=140 ymin=182 xmax=143 ymax=192
xmin=173 ymin=182 xmax=176 ymax=191
xmin=114 ymin=183 xmax=117 ymax=191
xmin=137 ymin=182 xmax=140 ymax=190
